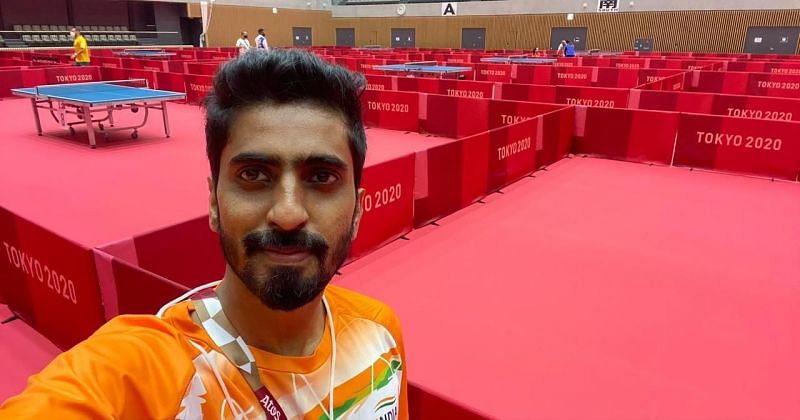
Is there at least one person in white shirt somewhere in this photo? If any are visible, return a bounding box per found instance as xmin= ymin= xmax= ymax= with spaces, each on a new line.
xmin=235 ymin=31 xmax=251 ymax=55
xmin=255 ymin=28 xmax=269 ymax=50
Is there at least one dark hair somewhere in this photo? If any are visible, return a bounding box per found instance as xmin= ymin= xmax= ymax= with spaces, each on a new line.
xmin=203 ymin=49 xmax=367 ymax=188
xmin=258 ymin=28 xmax=264 ymax=34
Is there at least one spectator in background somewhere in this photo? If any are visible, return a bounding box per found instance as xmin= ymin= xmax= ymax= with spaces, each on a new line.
xmin=533 ymin=48 xmax=545 ymax=57
xmin=557 ymin=40 xmax=566 ymax=56
xmin=255 ymin=28 xmax=269 ymax=50
xmin=71 ymin=28 xmax=90 ymax=66
xmin=564 ymin=40 xmax=576 ymax=57
xmin=235 ymin=31 xmax=251 ymax=55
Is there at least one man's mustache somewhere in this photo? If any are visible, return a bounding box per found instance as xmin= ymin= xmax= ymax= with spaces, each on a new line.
xmin=242 ymin=229 xmax=329 ymax=258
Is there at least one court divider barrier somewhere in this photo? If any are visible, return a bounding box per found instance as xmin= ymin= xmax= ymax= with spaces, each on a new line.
xmin=632 ymin=90 xmax=800 ymax=122
xmin=674 ymin=113 xmax=800 ymax=181
xmin=573 ymin=107 xmax=680 ymax=165
xmin=0 ymin=208 xmax=106 ymax=350
xmin=0 ymin=66 xmax=103 ymax=97
xmin=692 ymin=70 xmax=800 ymax=98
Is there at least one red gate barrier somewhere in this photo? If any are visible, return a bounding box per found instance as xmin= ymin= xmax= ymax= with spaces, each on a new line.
xmin=0 ymin=68 xmax=46 ymax=97
xmin=350 ymin=154 xmax=416 ymax=260
xmin=0 ymin=209 xmax=105 ymax=349
xmin=361 ymin=90 xmax=419 ymax=132
xmin=184 ymin=74 xmax=214 ymax=105
xmin=674 ymin=113 xmax=800 ymax=180
xmin=573 ymin=107 xmax=679 ymax=165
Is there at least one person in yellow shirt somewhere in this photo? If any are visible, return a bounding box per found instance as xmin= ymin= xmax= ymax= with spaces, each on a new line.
xmin=0 ymin=49 xmax=407 ymax=419
xmin=71 ymin=28 xmax=90 ymax=66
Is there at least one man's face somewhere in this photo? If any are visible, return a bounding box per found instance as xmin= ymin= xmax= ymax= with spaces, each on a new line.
xmin=210 ymin=103 xmax=363 ymax=311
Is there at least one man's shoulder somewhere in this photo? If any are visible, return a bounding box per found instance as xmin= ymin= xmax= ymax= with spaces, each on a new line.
xmin=325 ymin=285 xmax=402 ymax=334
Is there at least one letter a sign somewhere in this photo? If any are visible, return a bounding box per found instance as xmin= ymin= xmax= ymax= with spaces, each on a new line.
xmin=442 ymin=2 xmax=457 ymax=16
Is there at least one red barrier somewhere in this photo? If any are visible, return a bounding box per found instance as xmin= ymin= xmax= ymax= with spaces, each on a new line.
xmin=674 ymin=113 xmax=800 ymax=180
xmin=556 ymin=85 xmax=630 ymax=108
xmin=498 ymin=83 xmax=557 ymax=103
xmin=128 ymin=69 xmax=158 ymax=90
xmin=156 ymin=72 xmax=187 ymax=95
xmin=746 ymin=73 xmax=800 ymax=98
xmin=710 ymin=94 xmax=800 ymax=122
xmin=184 ymin=74 xmax=214 ymax=104
xmin=396 ymin=77 xmax=496 ymax=99
xmin=94 ymin=56 xmax=124 ymax=69
xmin=473 ymin=63 xmax=513 ymax=82
xmin=350 ymin=154 xmax=415 ymax=260
xmin=632 ymin=90 xmax=714 ymax=114
xmin=139 ymin=59 xmax=170 ymax=73
xmin=694 ymin=71 xmax=749 ymax=95
xmin=516 ymin=66 xmax=596 ymax=86
xmin=100 ymin=66 xmax=129 ymax=82
xmin=365 ymin=74 xmax=395 ymax=91
xmin=0 ymin=211 xmax=105 ymax=349
xmin=42 ymin=66 xmax=101 ymax=85
xmin=362 ymin=90 xmax=419 ymax=132
xmin=485 ymin=117 xmax=538 ymax=191
xmin=595 ymin=67 xmax=640 ymax=88
xmin=185 ymin=62 xmax=220 ymax=76
xmin=574 ymin=107 xmax=680 ymax=165
xmin=421 ymin=95 xmax=489 ymax=138
xmin=111 ymin=255 xmax=189 ymax=316
xmin=0 ymin=68 xmax=46 ymax=97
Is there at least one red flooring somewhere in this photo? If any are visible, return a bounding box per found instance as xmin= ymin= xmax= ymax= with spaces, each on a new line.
xmin=336 ymin=157 xmax=800 ymax=419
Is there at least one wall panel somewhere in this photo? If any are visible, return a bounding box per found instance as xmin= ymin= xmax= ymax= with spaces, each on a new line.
xmin=333 ymin=10 xmax=800 ymax=53
xmin=203 ymin=6 xmax=800 ymax=54
xmin=203 ymin=5 xmax=333 ymax=48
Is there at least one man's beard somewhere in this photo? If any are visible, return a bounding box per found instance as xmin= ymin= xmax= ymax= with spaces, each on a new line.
xmin=219 ymin=220 xmax=354 ymax=311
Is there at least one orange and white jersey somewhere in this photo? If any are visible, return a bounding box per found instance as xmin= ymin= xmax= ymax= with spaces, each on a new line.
xmin=0 ymin=285 xmax=407 ymax=420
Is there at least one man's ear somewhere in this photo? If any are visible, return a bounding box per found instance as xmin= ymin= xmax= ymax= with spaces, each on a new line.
xmin=351 ymin=188 xmax=365 ymax=239
xmin=208 ymin=176 xmax=219 ymax=233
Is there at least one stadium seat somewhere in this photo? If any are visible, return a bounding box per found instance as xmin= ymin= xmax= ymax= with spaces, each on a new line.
xmin=13 ymin=25 xmax=22 ymax=31
xmin=121 ymin=25 xmax=129 ymax=31
xmin=89 ymin=25 xmax=98 ymax=31
xmin=22 ymin=34 xmax=32 ymax=43
xmin=32 ymin=25 xmax=41 ymax=31
xmin=31 ymin=34 xmax=42 ymax=46
xmin=41 ymin=25 xmax=50 ymax=31
xmin=99 ymin=26 xmax=107 ymax=31
xmin=22 ymin=25 xmax=32 ymax=31
xmin=41 ymin=34 xmax=51 ymax=43
xmin=113 ymin=25 xmax=122 ymax=31
xmin=58 ymin=34 xmax=69 ymax=44
xmin=58 ymin=25 xmax=68 ymax=31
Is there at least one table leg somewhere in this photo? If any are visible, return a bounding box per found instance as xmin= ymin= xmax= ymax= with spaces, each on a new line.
xmin=107 ymin=106 xmax=115 ymax=127
xmin=30 ymin=98 xmax=42 ymax=135
xmin=161 ymin=101 xmax=171 ymax=138
xmin=82 ymin=105 xmax=97 ymax=149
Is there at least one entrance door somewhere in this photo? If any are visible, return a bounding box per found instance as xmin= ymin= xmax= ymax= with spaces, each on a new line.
xmin=461 ymin=28 xmax=486 ymax=50
xmin=550 ymin=27 xmax=588 ymax=51
xmin=744 ymin=27 xmax=799 ymax=55
xmin=391 ymin=28 xmax=415 ymax=48
xmin=634 ymin=38 xmax=654 ymax=51
xmin=292 ymin=27 xmax=312 ymax=47
xmin=336 ymin=28 xmax=355 ymax=47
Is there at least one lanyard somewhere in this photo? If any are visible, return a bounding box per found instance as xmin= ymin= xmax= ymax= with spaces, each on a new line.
xmin=193 ymin=296 xmax=290 ymax=420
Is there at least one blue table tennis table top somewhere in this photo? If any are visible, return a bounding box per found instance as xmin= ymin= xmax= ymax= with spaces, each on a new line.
xmin=480 ymin=57 xmax=557 ymax=64
xmin=11 ymin=83 xmax=186 ymax=106
xmin=375 ymin=64 xmax=472 ymax=73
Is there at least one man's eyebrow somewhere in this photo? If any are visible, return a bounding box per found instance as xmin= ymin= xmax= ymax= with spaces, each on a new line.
xmin=302 ymin=154 xmax=348 ymax=171
xmin=229 ymin=153 xmax=280 ymax=166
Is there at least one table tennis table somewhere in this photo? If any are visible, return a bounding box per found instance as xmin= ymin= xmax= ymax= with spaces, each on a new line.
xmin=374 ymin=61 xmax=473 ymax=78
xmin=11 ymin=80 xmax=186 ymax=148
xmin=112 ymin=49 xmax=177 ymax=58
xmin=480 ymin=56 xmax=558 ymax=64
